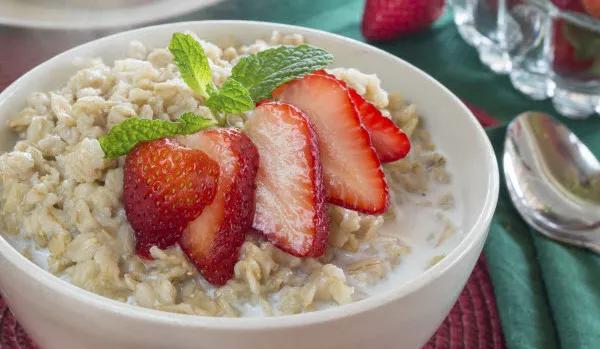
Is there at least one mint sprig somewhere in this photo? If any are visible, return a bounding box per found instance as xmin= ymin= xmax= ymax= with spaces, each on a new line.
xmin=99 ymin=113 xmax=216 ymax=158
xmin=99 ymin=34 xmax=333 ymax=158
xmin=169 ymin=33 xmax=333 ymax=115
xmin=204 ymin=44 xmax=332 ymax=115
xmin=230 ymin=44 xmax=333 ymax=102
xmin=169 ymin=33 xmax=215 ymax=98
xmin=206 ymin=78 xmax=254 ymax=115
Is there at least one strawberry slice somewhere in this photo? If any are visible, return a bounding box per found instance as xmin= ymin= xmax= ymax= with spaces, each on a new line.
xmin=244 ymin=102 xmax=328 ymax=257
xmin=348 ymin=88 xmax=411 ymax=162
xmin=313 ymin=70 xmax=411 ymax=162
xmin=273 ymin=73 xmax=389 ymax=214
xmin=178 ymin=129 xmax=259 ymax=286
xmin=123 ymin=138 xmax=219 ymax=258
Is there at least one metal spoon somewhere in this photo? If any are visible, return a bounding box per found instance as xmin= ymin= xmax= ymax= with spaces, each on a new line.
xmin=503 ymin=112 xmax=600 ymax=253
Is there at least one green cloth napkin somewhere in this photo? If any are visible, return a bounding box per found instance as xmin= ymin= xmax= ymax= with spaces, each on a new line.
xmin=174 ymin=1 xmax=600 ymax=347
xmin=486 ymin=126 xmax=600 ymax=349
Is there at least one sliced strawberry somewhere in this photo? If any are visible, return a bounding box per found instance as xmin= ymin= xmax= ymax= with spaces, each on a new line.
xmin=313 ymin=70 xmax=411 ymax=162
xmin=273 ymin=73 xmax=389 ymax=214
xmin=348 ymin=88 xmax=411 ymax=162
xmin=123 ymin=138 xmax=219 ymax=258
xmin=244 ymin=102 xmax=328 ymax=257
xmin=178 ymin=129 xmax=259 ymax=286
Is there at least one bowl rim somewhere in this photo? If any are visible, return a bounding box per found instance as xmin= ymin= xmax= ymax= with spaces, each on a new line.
xmin=0 ymin=20 xmax=500 ymax=329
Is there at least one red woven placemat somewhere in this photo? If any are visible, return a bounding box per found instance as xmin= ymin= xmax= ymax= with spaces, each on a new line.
xmin=424 ymin=256 xmax=505 ymax=349
xmin=0 ymin=255 xmax=504 ymax=349
xmin=0 ymin=297 xmax=37 ymax=349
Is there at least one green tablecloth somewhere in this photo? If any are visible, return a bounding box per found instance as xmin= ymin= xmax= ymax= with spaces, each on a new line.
xmin=175 ymin=1 xmax=600 ymax=348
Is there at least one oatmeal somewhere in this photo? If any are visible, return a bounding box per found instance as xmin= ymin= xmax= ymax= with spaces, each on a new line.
xmin=0 ymin=31 xmax=460 ymax=317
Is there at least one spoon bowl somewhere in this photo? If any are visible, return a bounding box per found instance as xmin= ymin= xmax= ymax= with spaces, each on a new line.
xmin=504 ymin=112 xmax=600 ymax=253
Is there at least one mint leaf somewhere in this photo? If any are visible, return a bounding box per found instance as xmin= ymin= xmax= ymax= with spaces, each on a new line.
xmin=166 ymin=36 xmax=333 ymax=115
xmin=231 ymin=44 xmax=333 ymax=102
xmin=205 ymin=78 xmax=254 ymax=115
xmin=99 ymin=113 xmax=216 ymax=158
xmin=169 ymin=33 xmax=214 ymax=97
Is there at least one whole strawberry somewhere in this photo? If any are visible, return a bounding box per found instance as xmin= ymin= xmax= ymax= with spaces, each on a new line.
xmin=551 ymin=0 xmax=586 ymax=13
xmin=552 ymin=19 xmax=595 ymax=76
xmin=362 ymin=0 xmax=446 ymax=41
xmin=123 ymin=138 xmax=219 ymax=258
xmin=583 ymin=0 xmax=600 ymax=19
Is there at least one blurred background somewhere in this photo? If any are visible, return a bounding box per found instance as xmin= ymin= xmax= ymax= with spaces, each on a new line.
xmin=0 ymin=0 xmax=599 ymax=130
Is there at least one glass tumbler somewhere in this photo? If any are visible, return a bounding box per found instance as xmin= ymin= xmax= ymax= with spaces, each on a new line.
xmin=451 ymin=0 xmax=600 ymax=119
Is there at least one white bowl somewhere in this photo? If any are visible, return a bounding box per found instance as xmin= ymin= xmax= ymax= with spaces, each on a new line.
xmin=0 ymin=21 xmax=499 ymax=349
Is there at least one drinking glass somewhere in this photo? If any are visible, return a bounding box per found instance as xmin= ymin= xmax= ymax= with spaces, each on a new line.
xmin=451 ymin=0 xmax=600 ymax=118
